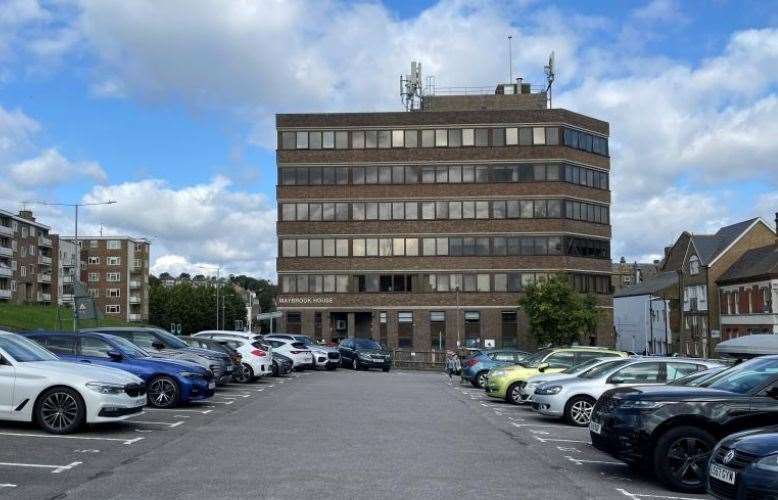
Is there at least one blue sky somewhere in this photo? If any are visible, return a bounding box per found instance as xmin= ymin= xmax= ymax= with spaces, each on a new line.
xmin=0 ymin=0 xmax=777 ymax=279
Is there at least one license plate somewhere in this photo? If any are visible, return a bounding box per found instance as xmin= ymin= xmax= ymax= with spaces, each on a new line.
xmin=589 ymin=420 xmax=602 ymax=435
xmin=208 ymin=381 xmax=216 ymax=390
xmin=710 ymin=464 xmax=736 ymax=485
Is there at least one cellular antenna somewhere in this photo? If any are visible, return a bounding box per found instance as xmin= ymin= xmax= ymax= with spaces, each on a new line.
xmin=400 ymin=61 xmax=423 ymax=111
xmin=508 ymin=35 xmax=513 ymax=83
xmin=544 ymin=50 xmax=556 ymax=109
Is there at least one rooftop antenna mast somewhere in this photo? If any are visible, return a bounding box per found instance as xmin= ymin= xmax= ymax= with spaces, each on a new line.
xmin=544 ymin=50 xmax=556 ymax=109
xmin=400 ymin=61 xmax=423 ymax=111
xmin=508 ymin=35 xmax=513 ymax=83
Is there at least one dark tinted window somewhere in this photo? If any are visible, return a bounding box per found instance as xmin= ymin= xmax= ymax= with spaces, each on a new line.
xmin=33 ymin=335 xmax=76 ymax=355
xmin=80 ymin=336 xmax=114 ymax=358
xmin=353 ymin=339 xmax=381 ymax=350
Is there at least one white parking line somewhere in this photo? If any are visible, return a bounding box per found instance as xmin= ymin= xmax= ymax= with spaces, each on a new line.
xmin=0 ymin=461 xmax=81 ymax=474
xmin=0 ymin=483 xmax=17 ymax=488
xmin=207 ymin=400 xmax=233 ymax=405
xmin=144 ymin=408 xmax=213 ymax=415
xmin=0 ymin=431 xmax=143 ymax=446
xmin=534 ymin=436 xmax=590 ymax=444
xmin=511 ymin=422 xmax=565 ymax=428
xmin=616 ymin=489 xmax=701 ymax=500
xmin=564 ymin=455 xmax=626 ymax=467
xmin=128 ymin=420 xmax=185 ymax=428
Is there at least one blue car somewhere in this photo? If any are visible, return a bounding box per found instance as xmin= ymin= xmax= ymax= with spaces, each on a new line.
xmin=23 ymin=331 xmax=215 ymax=408
xmin=461 ymin=349 xmax=529 ymax=388
xmin=708 ymin=426 xmax=778 ymax=499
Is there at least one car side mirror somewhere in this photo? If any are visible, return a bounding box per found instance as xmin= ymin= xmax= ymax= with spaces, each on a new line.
xmin=151 ymin=341 xmax=165 ymax=350
xmin=538 ymin=362 xmax=550 ymax=373
xmin=107 ymin=350 xmax=123 ymax=361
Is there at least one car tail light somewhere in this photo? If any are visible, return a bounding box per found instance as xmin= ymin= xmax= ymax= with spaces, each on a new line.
xmin=463 ymin=358 xmax=477 ymax=367
xmin=250 ymin=349 xmax=267 ymax=357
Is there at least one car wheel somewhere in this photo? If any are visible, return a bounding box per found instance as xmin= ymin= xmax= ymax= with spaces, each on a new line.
xmin=36 ymin=387 xmax=85 ymax=434
xmin=147 ymin=375 xmax=180 ymax=409
xmin=474 ymin=371 xmax=489 ymax=388
xmin=326 ymin=364 xmax=336 ymax=371
xmin=232 ymin=364 xmax=249 ymax=383
xmin=382 ymin=366 xmax=390 ymax=372
xmin=271 ymin=362 xmax=279 ymax=377
xmin=506 ymin=382 xmax=523 ymax=405
xmin=653 ymin=426 xmax=716 ymax=493
xmin=242 ymin=363 xmax=256 ymax=381
xmin=564 ymin=396 xmax=596 ymax=426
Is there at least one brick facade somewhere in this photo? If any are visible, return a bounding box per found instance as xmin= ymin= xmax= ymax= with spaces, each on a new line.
xmin=0 ymin=210 xmax=58 ymax=305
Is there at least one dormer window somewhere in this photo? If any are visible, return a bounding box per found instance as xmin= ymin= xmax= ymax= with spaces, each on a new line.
xmin=689 ymin=255 xmax=701 ymax=275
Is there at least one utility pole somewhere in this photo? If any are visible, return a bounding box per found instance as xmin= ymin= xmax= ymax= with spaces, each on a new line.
xmin=23 ymin=200 xmax=117 ymax=331
xmin=199 ymin=264 xmax=222 ymax=330
xmin=456 ymin=286 xmax=461 ymax=348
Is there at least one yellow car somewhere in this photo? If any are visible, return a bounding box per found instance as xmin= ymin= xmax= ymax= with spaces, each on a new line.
xmin=485 ymin=347 xmax=627 ymax=404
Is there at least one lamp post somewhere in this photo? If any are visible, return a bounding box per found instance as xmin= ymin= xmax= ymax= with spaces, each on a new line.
xmin=198 ymin=264 xmax=222 ymax=330
xmin=24 ymin=200 xmax=117 ymax=331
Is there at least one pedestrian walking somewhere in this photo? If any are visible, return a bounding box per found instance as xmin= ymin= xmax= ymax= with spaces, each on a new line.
xmin=445 ymin=350 xmax=459 ymax=384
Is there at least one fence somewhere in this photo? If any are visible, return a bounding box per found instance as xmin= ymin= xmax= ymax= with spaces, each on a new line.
xmin=392 ymin=350 xmax=448 ymax=370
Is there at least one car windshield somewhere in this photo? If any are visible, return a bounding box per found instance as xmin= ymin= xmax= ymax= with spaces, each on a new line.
xmin=353 ymin=339 xmax=382 ymax=350
xmin=702 ymin=357 xmax=778 ymax=394
xmin=153 ymin=329 xmax=189 ymax=349
xmin=110 ymin=335 xmax=151 ymax=358
xmin=0 ymin=334 xmax=59 ymax=362
xmin=578 ymin=358 xmax=632 ymax=379
xmin=561 ymin=357 xmax=607 ymax=374
xmin=520 ymin=349 xmax=553 ymax=368
xmin=293 ymin=336 xmax=314 ymax=345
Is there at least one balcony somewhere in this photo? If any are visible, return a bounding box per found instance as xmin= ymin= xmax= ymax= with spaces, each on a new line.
xmin=38 ymin=236 xmax=52 ymax=247
xmin=0 ymin=289 xmax=10 ymax=300
xmin=37 ymin=292 xmax=51 ymax=302
xmin=0 ymin=267 xmax=11 ymax=278
xmin=129 ymin=280 xmax=142 ymax=289
xmin=0 ymin=225 xmax=12 ymax=237
xmin=37 ymin=273 xmax=52 ymax=284
xmin=129 ymin=295 xmax=141 ymax=304
xmin=0 ymin=246 xmax=11 ymax=258
xmin=38 ymin=255 xmax=52 ymax=266
xmin=61 ymin=275 xmax=73 ymax=284
xmin=128 ymin=313 xmax=142 ymax=322
xmin=61 ymin=293 xmax=74 ymax=304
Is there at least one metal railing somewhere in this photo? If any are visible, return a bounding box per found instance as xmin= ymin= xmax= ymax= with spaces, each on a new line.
xmin=392 ymin=350 xmax=447 ymax=370
xmin=426 ymin=84 xmax=546 ymax=96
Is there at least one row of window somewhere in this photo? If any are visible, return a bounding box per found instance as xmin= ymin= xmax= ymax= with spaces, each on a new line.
xmin=279 ymin=126 xmax=608 ymax=156
xmin=720 ymin=286 xmax=773 ymax=315
xmin=280 ymin=199 xmax=609 ymax=225
xmin=88 ymin=272 xmax=122 ymax=282
xmin=281 ymin=236 xmax=609 ymax=259
xmin=279 ymin=163 xmax=609 ymax=190
xmin=87 ymin=288 xmax=123 ymax=298
xmin=0 ymin=220 xmax=50 ymax=239
xmin=280 ymin=272 xmax=612 ymax=295
xmin=87 ymin=256 xmax=122 ymax=265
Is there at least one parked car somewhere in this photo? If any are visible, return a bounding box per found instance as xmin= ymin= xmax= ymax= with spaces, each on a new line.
xmin=194 ymin=330 xmax=263 ymax=343
xmin=272 ymin=352 xmax=294 ymax=377
xmin=264 ymin=334 xmax=341 ymax=370
xmin=23 ymin=331 xmax=215 ymax=408
xmin=519 ymin=356 xmax=632 ymax=404
xmin=486 ymin=347 xmax=627 ymax=404
xmin=338 ymin=338 xmax=392 ymax=371
xmin=532 ymin=357 xmax=720 ymax=426
xmin=86 ymin=327 xmax=235 ymax=385
xmin=708 ymin=426 xmax=778 ymax=499
xmin=0 ymin=331 xmax=147 ymax=434
xmin=263 ymin=338 xmax=314 ymax=370
xmin=180 ymin=336 xmax=245 ymax=382
xmin=461 ymin=349 xmax=529 ymax=388
xmin=197 ymin=334 xmax=271 ymax=381
xmin=590 ymin=356 xmax=778 ymax=493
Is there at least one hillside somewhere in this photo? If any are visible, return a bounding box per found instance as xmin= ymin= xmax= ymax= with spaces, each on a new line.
xmin=0 ymin=304 xmax=133 ymax=333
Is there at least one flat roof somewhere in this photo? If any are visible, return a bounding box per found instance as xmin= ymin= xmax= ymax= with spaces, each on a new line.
xmin=0 ymin=208 xmax=51 ymax=230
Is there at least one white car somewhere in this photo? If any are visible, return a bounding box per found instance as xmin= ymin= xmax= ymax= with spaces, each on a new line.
xmin=264 ymin=334 xmax=340 ymax=370
xmin=519 ymin=357 xmax=627 ymax=404
xmin=263 ymin=338 xmax=314 ymax=370
xmin=205 ymin=335 xmax=271 ymax=381
xmin=0 ymin=331 xmax=147 ymax=434
xmin=532 ymin=357 xmax=722 ymax=426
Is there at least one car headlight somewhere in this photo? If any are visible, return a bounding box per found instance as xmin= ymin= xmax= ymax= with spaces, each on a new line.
xmin=179 ymin=371 xmax=201 ymax=379
xmin=616 ymin=400 xmax=666 ymax=409
xmin=535 ymin=385 xmax=562 ymax=395
xmin=755 ymin=454 xmax=778 ymax=472
xmin=86 ymin=382 xmax=126 ymax=395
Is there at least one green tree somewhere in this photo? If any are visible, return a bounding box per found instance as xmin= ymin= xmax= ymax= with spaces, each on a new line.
xmin=518 ymin=276 xmax=600 ymax=346
xmin=229 ymin=274 xmax=277 ymax=312
xmin=148 ymin=281 xmax=246 ymax=334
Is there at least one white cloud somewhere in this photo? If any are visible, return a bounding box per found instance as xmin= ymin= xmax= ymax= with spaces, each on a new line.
xmin=0 ymin=104 xmax=39 ymax=160
xmin=6 ymin=148 xmax=107 ymax=187
xmin=80 ymin=176 xmax=277 ymax=279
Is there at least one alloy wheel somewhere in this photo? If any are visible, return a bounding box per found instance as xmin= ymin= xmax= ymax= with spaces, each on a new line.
xmin=40 ymin=392 xmax=79 ymax=432
xmin=510 ymin=385 xmax=522 ymax=403
xmin=666 ymin=437 xmax=711 ymax=487
xmin=477 ymin=373 xmax=488 ymax=388
xmin=570 ymin=400 xmax=594 ymax=425
xmin=149 ymin=378 xmax=177 ymax=407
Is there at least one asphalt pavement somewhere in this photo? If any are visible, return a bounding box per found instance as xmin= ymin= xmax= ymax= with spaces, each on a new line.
xmin=0 ymin=370 xmax=709 ymax=500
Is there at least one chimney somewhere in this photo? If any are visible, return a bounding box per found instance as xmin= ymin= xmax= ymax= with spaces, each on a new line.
xmin=18 ymin=210 xmax=35 ymax=222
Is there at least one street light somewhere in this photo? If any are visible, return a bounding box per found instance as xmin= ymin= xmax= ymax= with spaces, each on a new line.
xmin=23 ymin=199 xmax=117 ymax=331
xmin=198 ymin=264 xmax=223 ymax=330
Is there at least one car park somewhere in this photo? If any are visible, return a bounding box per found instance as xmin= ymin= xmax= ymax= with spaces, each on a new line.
xmin=590 ymin=355 xmax=778 ymax=493
xmin=196 ymin=334 xmax=271 ymax=381
xmin=532 ymin=357 xmax=721 ymax=426
xmin=264 ymin=334 xmax=341 ymax=370
xmin=486 ymin=347 xmax=627 ymax=404
xmin=0 ymin=330 xmax=147 ymax=434
xmin=518 ymin=356 xmax=622 ymax=404
xmin=707 ymin=425 xmax=778 ymax=499
xmin=263 ymin=338 xmax=314 ymax=370
xmin=461 ymin=349 xmax=528 ymax=388
xmin=181 ymin=336 xmax=246 ymax=382
xmin=87 ymin=327 xmax=235 ymax=385
xmin=338 ymin=338 xmax=392 ymax=371
xmin=22 ymin=331 xmax=215 ymax=408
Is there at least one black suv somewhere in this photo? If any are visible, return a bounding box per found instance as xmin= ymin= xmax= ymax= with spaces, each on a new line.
xmin=338 ymin=338 xmax=391 ymax=372
xmin=590 ymin=355 xmax=778 ymax=493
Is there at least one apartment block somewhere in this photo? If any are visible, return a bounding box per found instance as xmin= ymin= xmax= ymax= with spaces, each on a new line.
xmin=0 ymin=209 xmax=58 ymax=305
xmin=57 ymin=238 xmax=78 ymax=307
xmin=275 ymin=81 xmax=613 ymax=351
xmin=64 ymin=236 xmax=151 ymax=322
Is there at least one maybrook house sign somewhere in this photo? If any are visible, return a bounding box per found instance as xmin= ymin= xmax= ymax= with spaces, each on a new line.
xmin=278 ymin=296 xmax=334 ymax=305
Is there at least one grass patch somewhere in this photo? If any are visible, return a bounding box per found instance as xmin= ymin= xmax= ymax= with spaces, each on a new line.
xmin=0 ymin=303 xmax=133 ymax=332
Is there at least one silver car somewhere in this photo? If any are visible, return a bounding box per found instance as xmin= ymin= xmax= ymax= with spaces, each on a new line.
xmin=532 ymin=357 xmax=723 ymax=426
xmin=519 ymin=357 xmax=631 ymax=404
xmin=264 ymin=334 xmax=340 ymax=370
